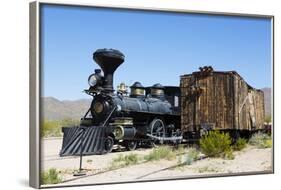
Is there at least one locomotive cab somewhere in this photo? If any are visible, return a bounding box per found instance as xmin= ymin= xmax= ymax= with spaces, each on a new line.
xmin=163 ymin=86 xmax=181 ymax=114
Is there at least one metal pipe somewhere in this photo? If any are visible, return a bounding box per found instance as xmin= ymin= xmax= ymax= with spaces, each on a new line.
xmin=146 ymin=134 xmax=183 ymax=141
xmin=73 ymin=126 xmax=86 ymax=176
xmin=102 ymin=106 xmax=117 ymax=127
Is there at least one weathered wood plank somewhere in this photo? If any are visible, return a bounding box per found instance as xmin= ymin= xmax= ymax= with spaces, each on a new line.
xmin=180 ymin=70 xmax=265 ymax=132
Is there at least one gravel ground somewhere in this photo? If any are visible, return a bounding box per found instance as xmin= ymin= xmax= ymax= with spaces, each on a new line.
xmin=41 ymin=138 xmax=273 ymax=187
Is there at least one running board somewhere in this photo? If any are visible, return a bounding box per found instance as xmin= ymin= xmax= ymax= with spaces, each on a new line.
xmin=146 ymin=134 xmax=183 ymax=142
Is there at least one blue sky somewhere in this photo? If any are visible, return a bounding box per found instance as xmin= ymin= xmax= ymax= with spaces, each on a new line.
xmin=41 ymin=4 xmax=272 ymax=100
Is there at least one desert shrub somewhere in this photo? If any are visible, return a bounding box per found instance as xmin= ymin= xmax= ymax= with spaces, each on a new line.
xmin=224 ymin=149 xmax=235 ymax=160
xmin=144 ymin=146 xmax=176 ymax=161
xmin=122 ymin=154 xmax=138 ymax=165
xmin=111 ymin=153 xmax=139 ymax=168
xmin=173 ymin=144 xmax=186 ymax=154
xmin=199 ymin=131 xmax=232 ymax=158
xmin=233 ymin=138 xmax=247 ymax=151
xmin=40 ymin=168 xmax=62 ymax=185
xmin=60 ymin=118 xmax=80 ymax=127
xmin=41 ymin=120 xmax=61 ymax=137
xmin=249 ymin=132 xmax=272 ymax=148
xmin=184 ymin=148 xmax=200 ymax=165
xmin=263 ymin=139 xmax=272 ymax=148
xmin=41 ymin=119 xmax=80 ymax=137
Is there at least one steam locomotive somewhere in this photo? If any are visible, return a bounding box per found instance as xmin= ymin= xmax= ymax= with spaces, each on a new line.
xmin=60 ymin=48 xmax=266 ymax=156
xmin=78 ymin=49 xmax=182 ymax=153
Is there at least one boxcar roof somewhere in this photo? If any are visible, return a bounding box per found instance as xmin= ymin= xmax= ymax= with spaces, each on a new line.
xmin=180 ymin=70 xmax=262 ymax=92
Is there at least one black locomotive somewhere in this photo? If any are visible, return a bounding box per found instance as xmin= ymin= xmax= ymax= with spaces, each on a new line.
xmin=60 ymin=48 xmax=266 ymax=156
xmin=77 ymin=49 xmax=182 ymax=152
xmin=60 ymin=48 xmax=180 ymax=156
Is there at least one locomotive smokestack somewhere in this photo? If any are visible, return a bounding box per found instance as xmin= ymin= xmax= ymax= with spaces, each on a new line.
xmin=93 ymin=49 xmax=125 ymax=92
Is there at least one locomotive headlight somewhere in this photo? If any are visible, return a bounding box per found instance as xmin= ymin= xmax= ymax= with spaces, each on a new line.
xmin=93 ymin=101 xmax=104 ymax=113
xmin=88 ymin=74 xmax=98 ymax=87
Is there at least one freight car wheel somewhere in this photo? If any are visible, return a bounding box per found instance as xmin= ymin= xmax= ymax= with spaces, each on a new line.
xmin=150 ymin=118 xmax=165 ymax=144
xmin=124 ymin=140 xmax=137 ymax=151
xmin=104 ymin=136 xmax=114 ymax=153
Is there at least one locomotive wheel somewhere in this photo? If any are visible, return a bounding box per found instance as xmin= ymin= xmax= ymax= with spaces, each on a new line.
xmin=124 ymin=140 xmax=137 ymax=151
xmin=104 ymin=136 xmax=114 ymax=153
xmin=150 ymin=118 xmax=165 ymax=144
xmin=147 ymin=141 xmax=156 ymax=148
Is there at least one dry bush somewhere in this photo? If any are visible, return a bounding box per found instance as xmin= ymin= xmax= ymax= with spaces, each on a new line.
xmin=144 ymin=146 xmax=176 ymax=161
xmin=249 ymin=132 xmax=272 ymax=148
xmin=199 ymin=131 xmax=232 ymax=158
xmin=40 ymin=168 xmax=62 ymax=185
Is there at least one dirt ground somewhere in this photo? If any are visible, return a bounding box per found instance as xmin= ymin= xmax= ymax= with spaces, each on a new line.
xmin=41 ymin=138 xmax=273 ymax=187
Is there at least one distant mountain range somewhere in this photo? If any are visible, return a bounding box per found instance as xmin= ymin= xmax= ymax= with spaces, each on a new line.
xmin=42 ymin=87 xmax=271 ymax=121
xmin=42 ymin=97 xmax=92 ymax=121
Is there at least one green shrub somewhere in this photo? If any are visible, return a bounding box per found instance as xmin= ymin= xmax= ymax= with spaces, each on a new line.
xmin=199 ymin=131 xmax=232 ymax=158
xmin=40 ymin=168 xmax=62 ymax=185
xmin=60 ymin=118 xmax=80 ymax=127
xmin=249 ymin=132 xmax=272 ymax=149
xmin=41 ymin=120 xmax=61 ymax=137
xmin=41 ymin=119 xmax=80 ymax=137
xmin=173 ymin=144 xmax=186 ymax=154
xmin=233 ymin=138 xmax=247 ymax=151
xmin=111 ymin=153 xmax=139 ymax=168
xmin=184 ymin=148 xmax=200 ymax=165
xmin=144 ymin=146 xmax=176 ymax=161
xmin=123 ymin=154 xmax=138 ymax=165
xmin=264 ymin=139 xmax=272 ymax=148
xmin=224 ymin=149 xmax=235 ymax=160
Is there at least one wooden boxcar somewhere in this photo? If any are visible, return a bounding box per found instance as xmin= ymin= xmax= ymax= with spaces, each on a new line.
xmin=180 ymin=67 xmax=265 ymax=138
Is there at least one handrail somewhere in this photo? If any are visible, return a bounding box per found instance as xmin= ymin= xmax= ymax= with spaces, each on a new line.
xmin=102 ymin=106 xmax=117 ymax=127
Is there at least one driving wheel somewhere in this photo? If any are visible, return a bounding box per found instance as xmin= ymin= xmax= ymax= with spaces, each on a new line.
xmin=124 ymin=140 xmax=137 ymax=151
xmin=149 ymin=118 xmax=165 ymax=144
xmin=104 ymin=136 xmax=114 ymax=153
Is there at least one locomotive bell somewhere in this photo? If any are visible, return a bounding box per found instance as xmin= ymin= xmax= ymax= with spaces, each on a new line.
xmin=93 ymin=48 xmax=125 ymax=92
xmin=117 ymin=82 xmax=128 ymax=95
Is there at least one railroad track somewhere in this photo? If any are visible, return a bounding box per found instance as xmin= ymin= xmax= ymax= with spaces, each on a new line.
xmin=136 ymin=155 xmax=208 ymax=180
xmin=45 ymin=144 xmax=194 ymax=161
xmin=60 ymin=149 xmax=203 ymax=184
